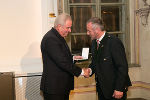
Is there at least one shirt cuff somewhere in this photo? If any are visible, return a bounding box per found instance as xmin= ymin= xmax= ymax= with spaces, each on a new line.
xmin=80 ymin=69 xmax=84 ymax=76
xmin=89 ymin=68 xmax=92 ymax=75
xmin=80 ymin=68 xmax=92 ymax=76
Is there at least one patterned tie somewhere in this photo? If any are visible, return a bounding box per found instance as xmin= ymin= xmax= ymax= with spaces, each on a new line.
xmin=96 ymin=39 xmax=100 ymax=50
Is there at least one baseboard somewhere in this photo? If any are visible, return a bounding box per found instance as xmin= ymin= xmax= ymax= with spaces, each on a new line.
xmin=127 ymin=98 xmax=147 ymax=100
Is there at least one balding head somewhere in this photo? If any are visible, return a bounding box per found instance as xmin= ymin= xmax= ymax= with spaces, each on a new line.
xmin=86 ymin=17 xmax=104 ymax=31
xmin=54 ymin=13 xmax=72 ymax=28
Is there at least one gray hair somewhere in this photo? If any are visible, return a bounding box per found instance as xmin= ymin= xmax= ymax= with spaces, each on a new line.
xmin=86 ymin=17 xmax=105 ymax=31
xmin=54 ymin=13 xmax=72 ymax=27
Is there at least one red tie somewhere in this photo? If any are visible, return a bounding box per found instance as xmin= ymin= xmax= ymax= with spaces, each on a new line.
xmin=97 ymin=40 xmax=100 ymax=50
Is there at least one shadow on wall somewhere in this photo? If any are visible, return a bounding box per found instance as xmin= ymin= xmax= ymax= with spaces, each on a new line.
xmin=20 ymin=42 xmax=44 ymax=100
xmin=20 ymin=41 xmax=43 ymax=73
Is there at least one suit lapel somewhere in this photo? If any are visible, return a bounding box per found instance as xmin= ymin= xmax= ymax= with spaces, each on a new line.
xmin=59 ymin=37 xmax=72 ymax=57
xmin=97 ymin=33 xmax=109 ymax=57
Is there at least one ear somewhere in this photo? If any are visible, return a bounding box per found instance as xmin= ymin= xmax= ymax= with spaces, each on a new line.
xmin=95 ymin=28 xmax=100 ymax=33
xmin=57 ymin=24 xmax=61 ymax=28
xmin=56 ymin=24 xmax=62 ymax=30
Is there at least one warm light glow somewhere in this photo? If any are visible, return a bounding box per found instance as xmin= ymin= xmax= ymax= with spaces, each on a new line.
xmin=49 ymin=13 xmax=56 ymax=17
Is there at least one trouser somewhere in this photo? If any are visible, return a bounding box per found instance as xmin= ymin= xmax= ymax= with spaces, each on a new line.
xmin=43 ymin=92 xmax=70 ymax=100
xmin=95 ymin=76 xmax=127 ymax=100
xmin=97 ymin=86 xmax=127 ymax=100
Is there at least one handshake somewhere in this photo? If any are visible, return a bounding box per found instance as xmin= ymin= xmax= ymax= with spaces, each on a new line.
xmin=73 ymin=56 xmax=91 ymax=78
xmin=82 ymin=68 xmax=91 ymax=78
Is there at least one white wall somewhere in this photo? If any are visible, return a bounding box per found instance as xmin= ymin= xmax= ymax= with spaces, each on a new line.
xmin=139 ymin=0 xmax=150 ymax=83
xmin=0 ymin=0 xmax=43 ymax=73
xmin=128 ymin=0 xmax=150 ymax=99
xmin=0 ymin=0 xmax=58 ymax=73
xmin=139 ymin=0 xmax=150 ymax=99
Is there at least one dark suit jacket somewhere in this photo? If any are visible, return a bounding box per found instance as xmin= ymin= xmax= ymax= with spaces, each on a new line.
xmin=40 ymin=28 xmax=82 ymax=94
xmin=89 ymin=33 xmax=131 ymax=99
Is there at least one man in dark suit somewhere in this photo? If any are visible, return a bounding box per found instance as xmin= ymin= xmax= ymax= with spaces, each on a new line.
xmin=40 ymin=13 xmax=89 ymax=100
xmin=86 ymin=17 xmax=132 ymax=100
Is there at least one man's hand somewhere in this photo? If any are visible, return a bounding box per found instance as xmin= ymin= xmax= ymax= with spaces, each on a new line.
xmin=112 ymin=90 xmax=123 ymax=99
xmin=73 ymin=56 xmax=83 ymax=60
xmin=82 ymin=68 xmax=90 ymax=78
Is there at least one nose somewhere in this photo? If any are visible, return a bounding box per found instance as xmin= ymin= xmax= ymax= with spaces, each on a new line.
xmin=87 ymin=31 xmax=89 ymax=35
xmin=68 ymin=28 xmax=71 ymax=32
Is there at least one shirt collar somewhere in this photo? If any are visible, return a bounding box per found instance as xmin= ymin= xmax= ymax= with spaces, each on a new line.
xmin=97 ymin=31 xmax=106 ymax=42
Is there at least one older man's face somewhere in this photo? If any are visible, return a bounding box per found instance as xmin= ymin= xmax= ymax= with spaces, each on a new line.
xmin=59 ymin=19 xmax=72 ymax=37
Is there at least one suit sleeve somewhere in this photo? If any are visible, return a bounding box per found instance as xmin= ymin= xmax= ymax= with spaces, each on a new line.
xmin=110 ymin=38 xmax=129 ymax=91
xmin=45 ymin=37 xmax=82 ymax=77
xmin=89 ymin=40 xmax=96 ymax=76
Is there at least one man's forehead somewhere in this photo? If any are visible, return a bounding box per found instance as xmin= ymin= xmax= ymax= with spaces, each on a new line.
xmin=66 ymin=19 xmax=72 ymax=22
xmin=65 ymin=20 xmax=72 ymax=25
